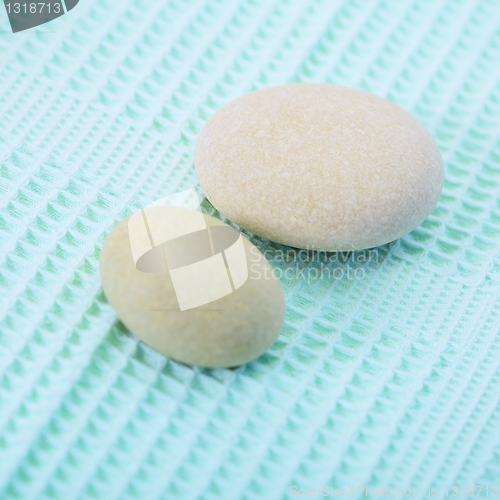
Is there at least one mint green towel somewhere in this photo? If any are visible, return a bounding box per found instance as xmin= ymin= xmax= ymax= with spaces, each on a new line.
xmin=0 ymin=0 xmax=499 ymax=498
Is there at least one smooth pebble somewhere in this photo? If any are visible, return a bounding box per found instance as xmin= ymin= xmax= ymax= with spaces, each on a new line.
xmin=100 ymin=206 xmax=285 ymax=368
xmin=195 ymin=84 xmax=444 ymax=251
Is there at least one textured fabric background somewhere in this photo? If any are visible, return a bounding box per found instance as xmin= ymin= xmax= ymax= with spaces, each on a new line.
xmin=0 ymin=0 xmax=499 ymax=499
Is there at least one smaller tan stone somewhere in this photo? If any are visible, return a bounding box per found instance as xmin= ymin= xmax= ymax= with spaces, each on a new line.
xmin=195 ymin=84 xmax=444 ymax=251
xmin=99 ymin=206 xmax=285 ymax=368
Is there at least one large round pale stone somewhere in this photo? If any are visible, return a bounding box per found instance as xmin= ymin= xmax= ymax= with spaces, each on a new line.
xmin=100 ymin=207 xmax=285 ymax=368
xmin=195 ymin=84 xmax=444 ymax=251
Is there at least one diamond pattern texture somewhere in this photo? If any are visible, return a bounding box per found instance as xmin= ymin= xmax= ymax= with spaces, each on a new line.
xmin=0 ymin=0 xmax=499 ymax=498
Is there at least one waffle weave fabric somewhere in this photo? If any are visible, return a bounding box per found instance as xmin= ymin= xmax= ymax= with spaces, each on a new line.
xmin=0 ymin=0 xmax=499 ymax=499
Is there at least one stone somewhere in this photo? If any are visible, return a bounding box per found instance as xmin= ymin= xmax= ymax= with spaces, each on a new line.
xmin=195 ymin=84 xmax=444 ymax=251
xmin=99 ymin=205 xmax=285 ymax=368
